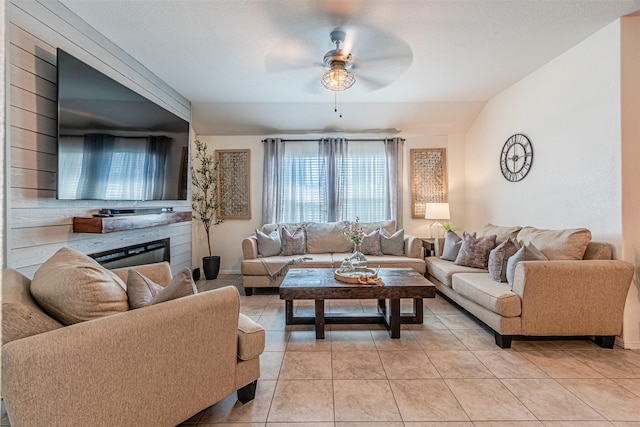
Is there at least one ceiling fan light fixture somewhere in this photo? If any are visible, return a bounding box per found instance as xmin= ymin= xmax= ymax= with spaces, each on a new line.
xmin=321 ymin=62 xmax=355 ymax=91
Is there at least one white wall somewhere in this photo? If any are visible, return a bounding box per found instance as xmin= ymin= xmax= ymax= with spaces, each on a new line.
xmin=464 ymin=20 xmax=640 ymax=348
xmin=192 ymin=133 xmax=464 ymax=274
xmin=465 ymin=20 xmax=622 ymax=240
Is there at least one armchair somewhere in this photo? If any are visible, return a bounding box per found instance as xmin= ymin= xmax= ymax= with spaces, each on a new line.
xmin=2 ymin=262 xmax=265 ymax=427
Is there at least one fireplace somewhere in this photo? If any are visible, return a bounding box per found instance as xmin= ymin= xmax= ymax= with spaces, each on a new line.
xmin=89 ymin=239 xmax=170 ymax=269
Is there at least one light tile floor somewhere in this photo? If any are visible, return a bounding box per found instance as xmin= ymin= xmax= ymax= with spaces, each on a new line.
xmin=3 ymin=275 xmax=640 ymax=427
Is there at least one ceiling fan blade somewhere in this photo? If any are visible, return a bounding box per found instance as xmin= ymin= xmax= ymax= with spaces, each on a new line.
xmin=354 ymin=73 xmax=391 ymax=91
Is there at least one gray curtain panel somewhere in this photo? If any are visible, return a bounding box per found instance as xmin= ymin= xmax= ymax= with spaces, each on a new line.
xmin=261 ymin=138 xmax=285 ymax=224
xmin=384 ymin=137 xmax=404 ymax=229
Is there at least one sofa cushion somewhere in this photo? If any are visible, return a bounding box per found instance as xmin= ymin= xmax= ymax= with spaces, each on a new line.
xmin=516 ymin=226 xmax=591 ymax=260
xmin=2 ymin=269 xmax=64 ymax=345
xmin=380 ymin=229 xmax=405 ymax=256
xmin=361 ymin=255 xmax=427 ymax=275
xmin=280 ymin=227 xmax=307 ymax=256
xmin=361 ymin=228 xmax=383 ymax=256
xmin=454 ymin=232 xmax=497 ymax=269
xmin=452 ymin=273 xmax=522 ymax=317
xmin=30 ymin=247 xmax=129 ymax=325
xmin=488 ymin=238 xmax=520 ymax=282
xmin=583 ymin=242 xmax=613 ymax=260
xmin=306 ymin=221 xmax=352 ymax=253
xmin=127 ymin=267 xmax=197 ymax=309
xmin=237 ymin=313 xmax=266 ymax=361
xmin=441 ymin=230 xmax=463 ymax=261
xmin=426 ymin=257 xmax=487 ymax=288
xmin=256 ymin=229 xmax=281 ymax=257
xmin=506 ymin=242 xmax=548 ymax=285
xmin=360 ymin=220 xmax=396 ymax=235
xmin=477 ymin=224 xmax=522 ymax=244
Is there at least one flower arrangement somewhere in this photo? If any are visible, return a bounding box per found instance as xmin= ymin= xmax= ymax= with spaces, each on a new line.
xmin=341 ymin=217 xmax=365 ymax=246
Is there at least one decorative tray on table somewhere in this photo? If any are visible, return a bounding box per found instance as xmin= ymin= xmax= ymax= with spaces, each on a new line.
xmin=334 ymin=269 xmax=384 ymax=286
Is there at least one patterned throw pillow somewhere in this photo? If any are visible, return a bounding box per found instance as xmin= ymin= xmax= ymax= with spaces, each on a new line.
xmin=280 ymin=227 xmax=306 ymax=256
xmin=256 ymin=229 xmax=281 ymax=257
xmin=488 ymin=238 xmax=520 ymax=282
xmin=506 ymin=242 xmax=548 ymax=286
xmin=361 ymin=228 xmax=383 ymax=256
xmin=380 ymin=228 xmax=405 ymax=256
xmin=127 ymin=268 xmax=197 ymax=309
xmin=454 ymin=232 xmax=497 ymax=269
xmin=441 ymin=230 xmax=464 ymax=261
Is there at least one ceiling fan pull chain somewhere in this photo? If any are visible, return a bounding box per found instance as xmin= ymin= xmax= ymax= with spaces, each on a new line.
xmin=334 ymin=91 xmax=337 ymax=113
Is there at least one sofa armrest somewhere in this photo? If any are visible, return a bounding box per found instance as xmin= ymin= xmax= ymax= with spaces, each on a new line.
xmin=2 ymin=286 xmax=242 ymax=427
xmin=404 ymin=235 xmax=424 ymax=259
xmin=511 ymin=260 xmax=634 ymax=336
xmin=242 ymin=236 xmax=259 ymax=260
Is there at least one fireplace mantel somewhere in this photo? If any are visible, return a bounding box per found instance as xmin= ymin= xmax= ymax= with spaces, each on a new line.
xmin=73 ymin=212 xmax=192 ymax=233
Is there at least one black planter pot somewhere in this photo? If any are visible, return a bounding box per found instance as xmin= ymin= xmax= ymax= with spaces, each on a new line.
xmin=203 ymin=256 xmax=221 ymax=280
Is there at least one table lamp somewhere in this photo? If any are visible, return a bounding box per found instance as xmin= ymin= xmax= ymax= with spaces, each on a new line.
xmin=425 ymin=203 xmax=450 ymax=238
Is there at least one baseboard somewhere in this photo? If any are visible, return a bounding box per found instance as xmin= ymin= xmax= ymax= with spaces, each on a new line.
xmin=616 ymin=336 xmax=640 ymax=349
xmin=219 ymin=269 xmax=241 ymax=275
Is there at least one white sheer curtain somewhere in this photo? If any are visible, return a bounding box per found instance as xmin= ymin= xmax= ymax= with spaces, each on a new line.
xmin=338 ymin=140 xmax=387 ymax=222
xmin=262 ymin=137 xmax=404 ymax=225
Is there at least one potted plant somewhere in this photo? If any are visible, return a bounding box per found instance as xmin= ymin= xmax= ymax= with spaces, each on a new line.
xmin=191 ymin=138 xmax=224 ymax=279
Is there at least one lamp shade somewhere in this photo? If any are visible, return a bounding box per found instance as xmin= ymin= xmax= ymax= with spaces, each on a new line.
xmin=424 ymin=203 xmax=450 ymax=220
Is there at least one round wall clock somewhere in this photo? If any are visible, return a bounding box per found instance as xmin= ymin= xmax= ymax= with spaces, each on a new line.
xmin=500 ymin=134 xmax=533 ymax=182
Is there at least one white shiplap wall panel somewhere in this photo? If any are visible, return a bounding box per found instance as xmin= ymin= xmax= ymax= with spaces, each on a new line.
xmin=10 ymin=65 xmax=56 ymax=99
xmin=10 ymin=43 xmax=56 ymax=82
xmin=11 ymin=167 xmax=56 ymax=190
xmin=10 ymin=85 xmax=57 ymax=119
xmin=7 ymin=0 xmax=193 ymax=277
xmin=10 ymin=127 xmax=56 ymax=153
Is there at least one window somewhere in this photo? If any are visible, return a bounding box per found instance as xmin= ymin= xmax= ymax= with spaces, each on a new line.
xmin=263 ymin=139 xmax=398 ymax=227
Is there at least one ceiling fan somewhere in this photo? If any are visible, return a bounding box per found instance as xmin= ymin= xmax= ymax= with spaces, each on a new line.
xmin=265 ymin=25 xmax=413 ymax=95
xmin=320 ymin=29 xmax=356 ymax=91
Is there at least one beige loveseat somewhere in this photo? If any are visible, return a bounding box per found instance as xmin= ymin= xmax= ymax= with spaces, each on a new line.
xmin=242 ymin=221 xmax=425 ymax=295
xmin=2 ymin=262 xmax=265 ymax=427
xmin=426 ymin=224 xmax=634 ymax=348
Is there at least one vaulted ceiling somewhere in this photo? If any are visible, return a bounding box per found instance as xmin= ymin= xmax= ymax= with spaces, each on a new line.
xmin=60 ymin=0 xmax=640 ymax=136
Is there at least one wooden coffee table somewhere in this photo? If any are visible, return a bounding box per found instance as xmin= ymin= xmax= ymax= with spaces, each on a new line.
xmin=279 ymin=268 xmax=436 ymax=339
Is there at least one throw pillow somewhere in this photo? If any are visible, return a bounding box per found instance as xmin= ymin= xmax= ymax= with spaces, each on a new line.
xmin=380 ymin=228 xmax=405 ymax=256
xmin=361 ymin=228 xmax=383 ymax=256
xmin=256 ymin=229 xmax=281 ymax=257
xmin=30 ymin=247 xmax=129 ymax=325
xmin=506 ymin=242 xmax=548 ymax=285
xmin=127 ymin=267 xmax=197 ymax=309
xmin=280 ymin=227 xmax=306 ymax=256
xmin=441 ymin=230 xmax=463 ymax=261
xmin=488 ymin=238 xmax=520 ymax=282
xmin=454 ymin=232 xmax=497 ymax=269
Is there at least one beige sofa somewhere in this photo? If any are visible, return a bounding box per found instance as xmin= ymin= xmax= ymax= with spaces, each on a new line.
xmin=242 ymin=221 xmax=425 ymax=295
xmin=2 ymin=262 xmax=265 ymax=427
xmin=426 ymin=224 xmax=634 ymax=348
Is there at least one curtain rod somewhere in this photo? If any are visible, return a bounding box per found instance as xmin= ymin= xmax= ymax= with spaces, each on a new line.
xmin=261 ymin=138 xmax=405 ymax=142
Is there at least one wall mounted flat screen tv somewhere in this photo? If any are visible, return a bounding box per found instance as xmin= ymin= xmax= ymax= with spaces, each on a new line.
xmin=57 ymin=49 xmax=190 ymax=201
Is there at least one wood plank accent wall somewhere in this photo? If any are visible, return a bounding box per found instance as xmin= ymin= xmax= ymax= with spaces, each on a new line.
xmin=6 ymin=0 xmax=193 ymax=277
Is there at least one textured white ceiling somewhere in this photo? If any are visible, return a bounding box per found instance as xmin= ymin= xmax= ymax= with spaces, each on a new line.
xmin=59 ymin=0 xmax=640 ymax=135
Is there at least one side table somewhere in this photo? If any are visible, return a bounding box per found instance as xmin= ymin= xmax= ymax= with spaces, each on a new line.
xmin=419 ymin=238 xmax=436 ymax=258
